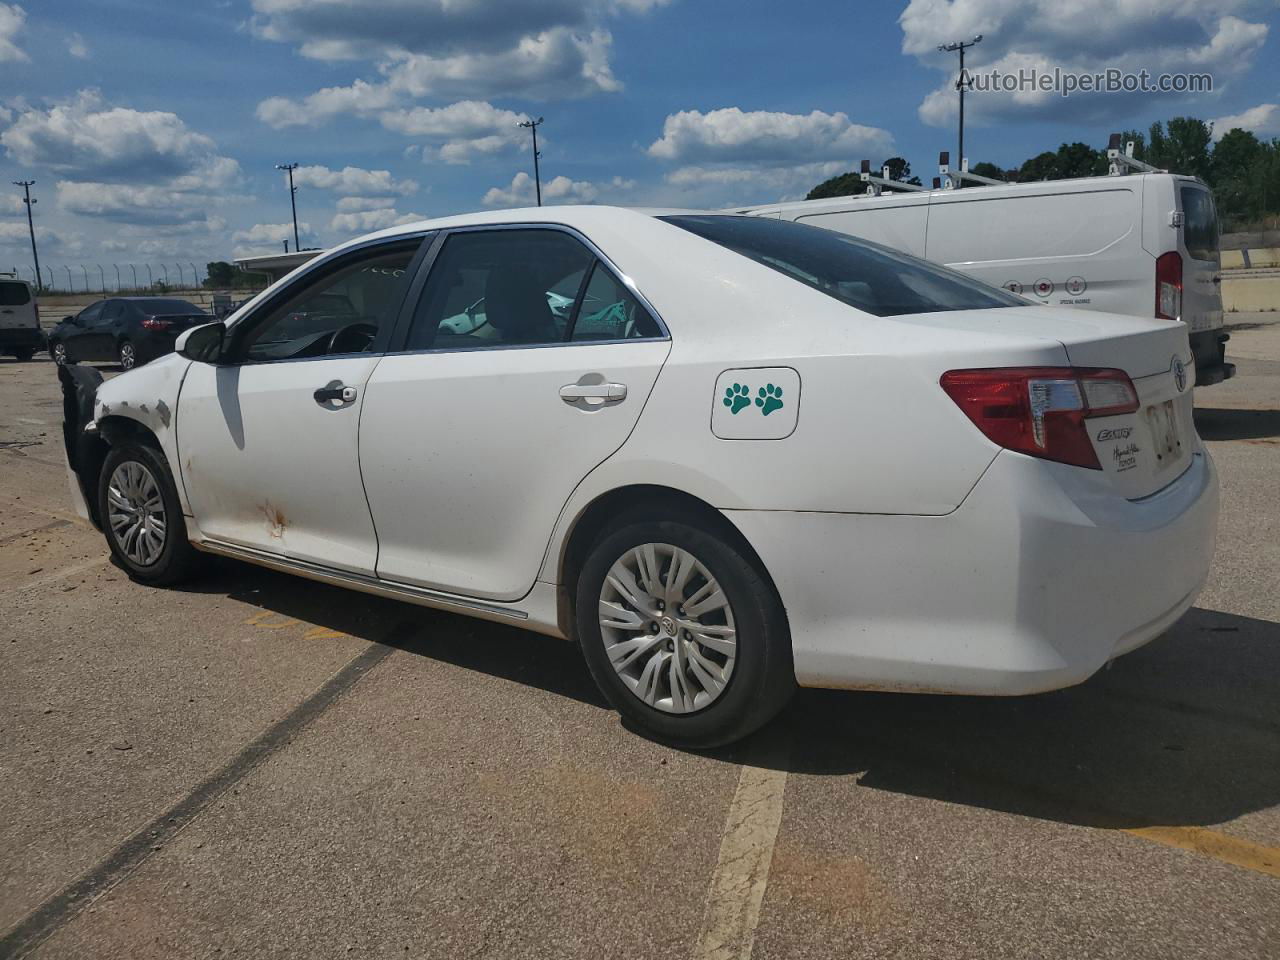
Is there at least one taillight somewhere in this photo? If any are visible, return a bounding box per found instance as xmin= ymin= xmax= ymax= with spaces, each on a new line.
xmin=940 ymin=367 xmax=1139 ymax=469
xmin=141 ymin=317 xmax=171 ymax=330
xmin=1155 ymin=251 xmax=1182 ymax=321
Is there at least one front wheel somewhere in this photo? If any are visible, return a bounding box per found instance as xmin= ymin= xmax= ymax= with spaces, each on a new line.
xmin=98 ymin=443 xmax=199 ymax=586
xmin=49 ymin=340 xmax=68 ymax=365
xmin=575 ymin=515 xmax=794 ymax=748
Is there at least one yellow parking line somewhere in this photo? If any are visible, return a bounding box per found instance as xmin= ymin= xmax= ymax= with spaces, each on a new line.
xmin=1125 ymin=826 xmax=1280 ymax=878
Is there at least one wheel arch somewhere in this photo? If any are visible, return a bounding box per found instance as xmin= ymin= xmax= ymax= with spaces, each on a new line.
xmin=553 ymin=483 xmax=783 ymax=640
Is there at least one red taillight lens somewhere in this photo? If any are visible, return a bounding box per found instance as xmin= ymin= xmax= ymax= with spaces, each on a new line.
xmin=940 ymin=367 xmax=1139 ymax=469
xmin=1155 ymin=251 xmax=1182 ymax=321
xmin=141 ymin=317 xmax=171 ymax=330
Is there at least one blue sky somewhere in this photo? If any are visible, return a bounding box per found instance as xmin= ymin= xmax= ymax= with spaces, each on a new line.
xmin=2 ymin=0 xmax=1279 ymax=282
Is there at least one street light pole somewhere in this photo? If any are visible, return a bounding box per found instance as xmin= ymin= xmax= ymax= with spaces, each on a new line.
xmin=12 ymin=180 xmax=42 ymax=292
xmin=937 ymin=35 xmax=983 ymax=176
xmin=517 ymin=117 xmax=544 ymax=206
xmin=275 ymin=162 xmax=300 ymax=250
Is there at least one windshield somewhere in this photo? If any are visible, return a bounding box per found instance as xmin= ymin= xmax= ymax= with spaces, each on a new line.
xmin=661 ymin=214 xmax=1025 ymax=317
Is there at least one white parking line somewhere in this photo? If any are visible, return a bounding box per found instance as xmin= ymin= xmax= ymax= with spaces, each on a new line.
xmin=692 ymin=759 xmax=789 ymax=960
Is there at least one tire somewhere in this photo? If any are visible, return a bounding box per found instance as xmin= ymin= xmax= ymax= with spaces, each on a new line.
xmin=49 ymin=339 xmax=68 ymax=365
xmin=575 ymin=513 xmax=795 ymax=748
xmin=118 ymin=340 xmax=137 ymax=371
xmin=98 ymin=442 xmax=199 ymax=586
xmin=14 ymin=347 xmax=34 ymax=362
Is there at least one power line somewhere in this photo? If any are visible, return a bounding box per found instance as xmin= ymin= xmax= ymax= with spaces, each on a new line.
xmin=517 ymin=117 xmax=545 ymax=206
xmin=937 ymin=35 xmax=983 ymax=180
xmin=275 ymin=162 xmax=300 ymax=250
xmin=11 ymin=180 xmax=42 ymax=292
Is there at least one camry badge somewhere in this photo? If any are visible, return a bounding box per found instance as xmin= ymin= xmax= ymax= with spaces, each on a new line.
xmin=1172 ymin=356 xmax=1187 ymax=393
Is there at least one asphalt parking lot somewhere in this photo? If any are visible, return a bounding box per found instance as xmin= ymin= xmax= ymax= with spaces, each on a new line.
xmin=2 ymin=323 xmax=1278 ymax=960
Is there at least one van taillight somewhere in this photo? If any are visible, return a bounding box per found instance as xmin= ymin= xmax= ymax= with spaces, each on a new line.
xmin=1156 ymin=251 xmax=1182 ymax=321
xmin=940 ymin=368 xmax=1139 ymax=470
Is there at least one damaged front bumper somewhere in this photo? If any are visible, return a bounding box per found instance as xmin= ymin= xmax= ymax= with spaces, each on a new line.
xmin=59 ymin=363 xmax=107 ymax=530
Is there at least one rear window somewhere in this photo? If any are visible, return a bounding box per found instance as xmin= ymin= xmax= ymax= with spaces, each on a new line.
xmin=0 ymin=281 xmax=31 ymax=306
xmin=1180 ymin=187 xmax=1219 ymax=262
xmin=661 ymin=215 xmax=1024 ymax=317
xmin=135 ymin=299 xmax=206 ymax=315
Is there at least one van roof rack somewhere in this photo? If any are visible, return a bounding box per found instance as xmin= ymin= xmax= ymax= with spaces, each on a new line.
xmin=937 ymin=152 xmax=1004 ymax=190
xmin=1106 ymin=133 xmax=1164 ymax=176
xmin=858 ymin=159 xmax=929 ymax=197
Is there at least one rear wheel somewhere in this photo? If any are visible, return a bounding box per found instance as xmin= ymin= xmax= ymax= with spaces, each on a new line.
xmin=13 ymin=347 xmax=34 ymax=361
xmin=576 ymin=514 xmax=794 ymax=747
xmin=118 ymin=340 xmax=137 ymax=371
xmin=98 ymin=443 xmax=199 ymax=586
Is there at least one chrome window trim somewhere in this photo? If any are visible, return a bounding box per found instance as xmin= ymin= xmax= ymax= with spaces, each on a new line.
xmin=390 ymin=221 xmax=671 ymax=356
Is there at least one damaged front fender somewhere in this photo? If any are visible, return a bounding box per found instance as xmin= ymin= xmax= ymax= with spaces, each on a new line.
xmin=59 ymin=364 xmax=108 ymax=529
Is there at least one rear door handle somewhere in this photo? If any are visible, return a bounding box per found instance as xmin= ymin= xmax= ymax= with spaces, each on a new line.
xmin=314 ymin=383 xmax=357 ymax=405
xmin=560 ymin=382 xmax=627 ymax=402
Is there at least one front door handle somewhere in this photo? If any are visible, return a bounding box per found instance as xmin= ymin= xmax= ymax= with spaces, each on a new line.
xmin=559 ymin=382 xmax=627 ymax=402
xmin=314 ymin=383 xmax=357 ymax=405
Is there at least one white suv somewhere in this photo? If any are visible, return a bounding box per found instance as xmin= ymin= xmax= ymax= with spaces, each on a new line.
xmin=0 ymin=275 xmax=42 ymax=361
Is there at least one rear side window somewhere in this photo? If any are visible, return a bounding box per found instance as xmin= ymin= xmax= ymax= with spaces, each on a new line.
xmin=568 ymin=262 xmax=662 ymax=342
xmin=0 ymin=281 xmax=31 ymax=306
xmin=662 ymin=215 xmax=1024 ymax=317
xmin=1180 ymin=187 xmax=1219 ymax=262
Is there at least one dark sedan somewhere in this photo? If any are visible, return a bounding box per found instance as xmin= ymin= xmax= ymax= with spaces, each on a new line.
xmin=48 ymin=297 xmax=210 ymax=370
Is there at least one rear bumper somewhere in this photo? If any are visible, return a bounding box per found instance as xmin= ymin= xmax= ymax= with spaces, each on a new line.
xmin=0 ymin=326 xmax=45 ymax=350
xmin=725 ymin=448 xmax=1219 ymax=696
xmin=1190 ymin=330 xmax=1235 ymax=386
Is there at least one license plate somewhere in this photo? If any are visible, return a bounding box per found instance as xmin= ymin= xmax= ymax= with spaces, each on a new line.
xmin=1146 ymin=400 xmax=1183 ymax=465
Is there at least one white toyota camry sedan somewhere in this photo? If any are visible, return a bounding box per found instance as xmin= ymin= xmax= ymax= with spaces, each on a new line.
xmin=60 ymin=206 xmax=1219 ymax=746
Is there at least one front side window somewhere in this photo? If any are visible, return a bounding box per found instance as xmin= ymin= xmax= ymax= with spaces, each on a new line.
xmin=405 ymin=229 xmax=595 ymax=351
xmin=234 ymin=239 xmax=422 ymax=362
xmin=77 ymin=301 xmax=105 ymax=326
xmin=0 ymin=281 xmax=30 ymax=306
xmin=662 ymin=215 xmax=1025 ymax=317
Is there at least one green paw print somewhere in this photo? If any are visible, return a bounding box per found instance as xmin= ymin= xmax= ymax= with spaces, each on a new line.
xmin=755 ymin=383 xmax=784 ymax=416
xmin=722 ymin=383 xmax=751 ymax=415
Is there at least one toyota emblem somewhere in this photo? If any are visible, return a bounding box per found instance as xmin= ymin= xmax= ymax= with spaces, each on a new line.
xmin=1172 ymin=356 xmax=1187 ymax=393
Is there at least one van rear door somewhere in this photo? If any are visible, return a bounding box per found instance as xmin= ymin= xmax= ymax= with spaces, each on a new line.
xmin=1176 ymin=183 xmax=1223 ymax=339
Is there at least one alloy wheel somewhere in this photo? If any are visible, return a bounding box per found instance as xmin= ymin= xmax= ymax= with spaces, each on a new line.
xmin=107 ymin=460 xmax=167 ymax=566
xmin=598 ymin=542 xmax=737 ymax=714
xmin=52 ymin=341 xmax=66 ymax=364
xmin=119 ymin=342 xmax=136 ymax=370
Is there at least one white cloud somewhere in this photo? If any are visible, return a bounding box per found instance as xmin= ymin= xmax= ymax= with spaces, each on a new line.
xmin=0 ymin=3 xmax=26 ymax=63
xmin=250 ymin=0 xmax=664 ymax=127
xmin=67 ymin=32 xmax=89 ymax=59
xmin=232 ymin=221 xmax=316 ymax=258
xmin=901 ymin=0 xmax=1270 ymax=126
xmin=481 ymin=171 xmax=618 ymax=207
xmin=664 ymin=161 xmax=848 ymax=189
xmin=1212 ymin=103 xmax=1280 ymax=139
xmin=335 ymin=196 xmax=396 ymax=212
xmin=379 ymin=100 xmax=529 ymax=163
xmin=647 ymin=107 xmax=893 ymax=166
xmin=329 ymin=208 xmax=426 ymax=233
xmin=291 ymin=164 xmax=418 ymax=196
xmin=55 ymin=181 xmax=231 ymax=226
xmin=1 ymin=194 xmax=21 ymax=214
xmin=1 ymin=90 xmax=240 ymax=186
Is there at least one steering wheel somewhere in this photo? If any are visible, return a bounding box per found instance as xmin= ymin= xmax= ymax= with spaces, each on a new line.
xmin=327 ymin=322 xmax=378 ymax=355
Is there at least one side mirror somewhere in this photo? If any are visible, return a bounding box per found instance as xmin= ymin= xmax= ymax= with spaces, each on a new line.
xmin=62 ymin=315 xmax=76 ymax=325
xmin=176 ymin=321 xmax=227 ymax=363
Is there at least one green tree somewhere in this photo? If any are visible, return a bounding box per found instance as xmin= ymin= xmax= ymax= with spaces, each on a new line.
xmin=1147 ymin=118 xmax=1212 ymax=179
xmin=205 ymin=261 xmax=236 ymax=288
xmin=969 ymin=161 xmax=1007 ymax=180
xmin=805 ymin=171 xmax=869 ymax=200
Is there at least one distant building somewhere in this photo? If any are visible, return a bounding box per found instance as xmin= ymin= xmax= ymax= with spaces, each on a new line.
xmin=233 ymin=249 xmax=324 ymax=284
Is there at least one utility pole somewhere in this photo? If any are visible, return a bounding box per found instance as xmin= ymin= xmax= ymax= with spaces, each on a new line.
xmin=517 ymin=117 xmax=544 ymax=206
xmin=12 ymin=180 xmax=42 ymax=292
xmin=275 ymin=163 xmax=300 ymax=250
xmin=937 ymin=35 xmax=983 ymax=178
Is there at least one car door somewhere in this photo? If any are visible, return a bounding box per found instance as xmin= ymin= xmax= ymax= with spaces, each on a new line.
xmin=94 ymin=300 xmax=125 ymax=361
xmin=63 ymin=301 xmax=104 ymax=361
xmin=359 ymin=226 xmax=671 ymax=601
xmin=176 ymin=235 xmax=430 ymax=574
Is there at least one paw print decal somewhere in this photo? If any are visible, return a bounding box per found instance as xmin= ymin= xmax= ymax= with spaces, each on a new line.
xmin=755 ymin=383 xmax=784 ymax=416
xmin=722 ymin=382 xmax=751 ymax=415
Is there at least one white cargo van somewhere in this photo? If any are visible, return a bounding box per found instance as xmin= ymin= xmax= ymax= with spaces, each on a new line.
xmin=742 ymin=172 xmax=1233 ymax=385
xmin=0 ymin=273 xmax=43 ymax=361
